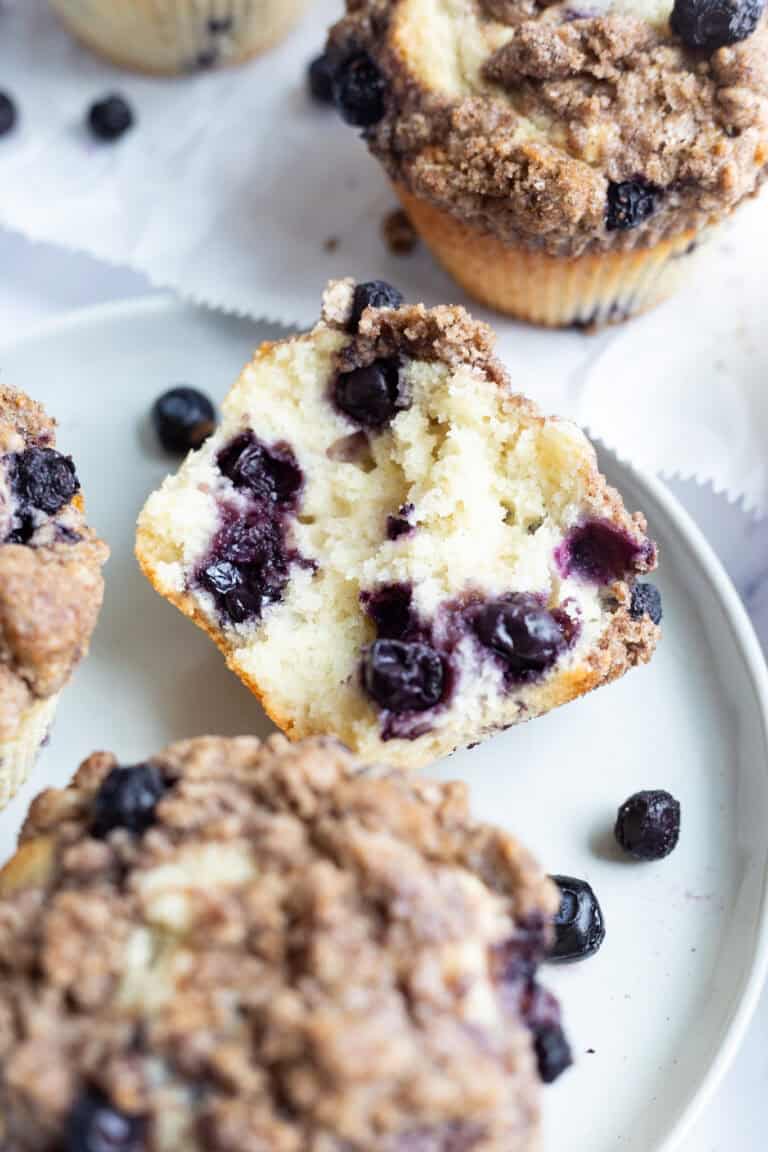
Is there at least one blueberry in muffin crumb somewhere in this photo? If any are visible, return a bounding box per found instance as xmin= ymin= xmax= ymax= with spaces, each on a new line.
xmin=67 ymin=1088 xmax=145 ymax=1152
xmin=0 ymin=91 xmax=18 ymax=137
xmin=630 ymin=583 xmax=663 ymax=625
xmin=606 ymin=180 xmax=661 ymax=232
xmin=87 ymin=94 xmax=134 ymax=141
xmin=308 ymin=53 xmax=336 ymax=104
xmin=615 ymin=790 xmax=681 ymax=860
xmin=91 ymin=763 xmax=168 ymax=838
xmin=153 ymin=387 xmax=217 ymax=454
xmin=350 ymin=279 xmax=404 ymax=330
xmin=332 ymin=51 xmax=388 ymax=127
xmin=671 ymin=0 xmax=766 ymax=48
xmin=549 ymin=876 xmax=606 ymax=964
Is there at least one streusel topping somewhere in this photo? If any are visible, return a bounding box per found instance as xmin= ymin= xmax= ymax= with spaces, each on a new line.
xmin=328 ymin=0 xmax=768 ymax=254
xmin=0 ymin=735 xmax=561 ymax=1151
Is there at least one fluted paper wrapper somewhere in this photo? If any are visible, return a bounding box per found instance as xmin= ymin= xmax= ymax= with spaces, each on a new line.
xmin=1 ymin=0 xmax=767 ymax=510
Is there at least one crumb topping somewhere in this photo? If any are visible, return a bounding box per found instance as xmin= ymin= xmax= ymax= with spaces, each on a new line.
xmin=329 ymin=0 xmax=768 ymax=254
xmin=0 ymin=735 xmax=558 ymax=1151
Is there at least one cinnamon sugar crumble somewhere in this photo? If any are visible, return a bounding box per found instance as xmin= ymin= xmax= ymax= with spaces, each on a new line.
xmin=0 ymin=735 xmax=559 ymax=1151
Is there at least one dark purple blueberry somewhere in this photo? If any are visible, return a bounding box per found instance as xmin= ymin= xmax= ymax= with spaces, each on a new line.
xmin=67 ymin=1089 xmax=145 ymax=1152
xmin=8 ymin=448 xmax=79 ymax=516
xmin=533 ymin=1022 xmax=573 ymax=1084
xmin=387 ymin=503 xmax=415 ymax=540
xmin=472 ymin=595 xmax=566 ymax=676
xmin=152 ymin=387 xmax=217 ymax=454
xmin=630 ymin=582 xmax=663 ymax=625
xmin=492 ymin=917 xmax=550 ymax=989
xmin=217 ymin=432 xmax=303 ymax=507
xmin=362 ymin=583 xmax=415 ymax=639
xmin=208 ymin=16 xmax=233 ymax=33
xmin=606 ymin=179 xmax=660 ymax=232
xmin=549 ymin=876 xmax=606 ymax=964
xmin=332 ymin=51 xmax=388 ymax=127
xmin=558 ymin=520 xmax=652 ymax=584
xmin=364 ymin=638 xmax=444 ymax=712
xmin=350 ymin=280 xmax=404 ymax=330
xmin=0 ymin=91 xmax=18 ymax=137
xmin=91 ymin=763 xmax=167 ymax=839
xmin=87 ymin=94 xmax=135 ymax=142
xmin=334 ymin=359 xmax=406 ymax=428
xmin=198 ymin=511 xmax=293 ymax=625
xmin=308 ymin=53 xmax=336 ymax=104
xmin=671 ymin=0 xmax=764 ymax=46
xmin=615 ymin=790 xmax=681 ymax=860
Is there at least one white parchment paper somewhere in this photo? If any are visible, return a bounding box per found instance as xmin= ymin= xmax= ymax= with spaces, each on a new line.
xmin=1 ymin=0 xmax=767 ymax=511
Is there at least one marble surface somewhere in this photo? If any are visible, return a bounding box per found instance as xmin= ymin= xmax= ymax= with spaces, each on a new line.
xmin=0 ymin=228 xmax=765 ymax=1150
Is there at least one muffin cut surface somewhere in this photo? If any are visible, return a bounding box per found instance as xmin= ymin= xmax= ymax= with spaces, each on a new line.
xmin=0 ymin=734 xmax=565 ymax=1151
xmin=137 ymin=281 xmax=660 ymax=769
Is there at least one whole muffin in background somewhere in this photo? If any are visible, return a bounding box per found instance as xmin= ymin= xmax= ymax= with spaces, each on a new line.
xmin=137 ymin=279 xmax=660 ymax=772
xmin=0 ymin=734 xmax=569 ymax=1151
xmin=48 ymin=0 xmax=311 ymax=74
xmin=0 ymin=387 xmax=108 ymax=809
xmin=327 ymin=0 xmax=768 ymax=327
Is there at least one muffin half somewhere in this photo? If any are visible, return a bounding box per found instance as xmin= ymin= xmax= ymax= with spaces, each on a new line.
xmin=327 ymin=0 xmax=768 ymax=326
xmin=0 ymin=733 xmax=569 ymax=1150
xmin=49 ymin=0 xmax=310 ymax=74
xmin=137 ymin=280 xmax=660 ymax=770
xmin=0 ymin=387 xmax=108 ymax=808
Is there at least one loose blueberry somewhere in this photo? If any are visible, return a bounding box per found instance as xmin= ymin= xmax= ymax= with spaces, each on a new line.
xmin=217 ymin=432 xmax=303 ymax=506
xmin=671 ymin=0 xmax=765 ymax=46
xmin=615 ymin=790 xmax=681 ymax=860
xmin=308 ymin=53 xmax=336 ymax=104
xmin=350 ymin=280 xmax=404 ymax=330
xmin=332 ymin=51 xmax=388 ymax=127
xmin=606 ymin=179 xmax=659 ymax=232
xmin=533 ymin=1022 xmax=574 ymax=1084
xmin=362 ymin=583 xmax=415 ymax=639
xmin=334 ymin=359 xmax=406 ymax=428
xmin=364 ymin=638 xmax=444 ymax=712
xmin=8 ymin=448 xmax=79 ymax=517
xmin=549 ymin=876 xmax=606 ymax=964
xmin=152 ymin=387 xmax=217 ymax=454
xmin=473 ymin=595 xmax=566 ymax=676
xmin=67 ymin=1090 xmax=145 ymax=1152
xmin=88 ymin=94 xmax=135 ymax=142
xmin=630 ymin=582 xmax=663 ymax=625
xmin=0 ymin=92 xmax=18 ymax=137
xmin=91 ymin=763 xmax=167 ymax=839
xmin=558 ymin=520 xmax=651 ymax=584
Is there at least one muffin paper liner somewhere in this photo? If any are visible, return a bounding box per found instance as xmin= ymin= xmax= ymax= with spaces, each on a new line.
xmin=0 ymin=694 xmax=59 ymax=810
xmin=1 ymin=0 xmax=768 ymax=509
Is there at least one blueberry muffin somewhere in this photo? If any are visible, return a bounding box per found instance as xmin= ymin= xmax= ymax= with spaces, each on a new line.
xmin=48 ymin=0 xmax=311 ymax=74
xmin=327 ymin=0 xmax=768 ymax=327
xmin=0 ymin=388 xmax=108 ymax=808
xmin=0 ymin=733 xmax=570 ymax=1150
xmin=136 ymin=280 xmax=660 ymax=770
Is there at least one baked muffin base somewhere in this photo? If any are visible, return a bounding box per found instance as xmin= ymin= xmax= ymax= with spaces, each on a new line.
xmin=396 ymin=187 xmax=705 ymax=329
xmin=49 ymin=0 xmax=311 ymax=75
xmin=0 ymin=693 xmax=59 ymax=810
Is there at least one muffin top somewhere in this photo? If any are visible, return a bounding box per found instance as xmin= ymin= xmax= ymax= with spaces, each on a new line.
xmin=328 ymin=0 xmax=768 ymax=255
xmin=0 ymin=388 xmax=108 ymax=740
xmin=0 ymin=734 xmax=564 ymax=1152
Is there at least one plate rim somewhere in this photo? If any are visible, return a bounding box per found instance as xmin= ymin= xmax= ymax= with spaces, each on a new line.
xmin=2 ymin=294 xmax=767 ymax=1152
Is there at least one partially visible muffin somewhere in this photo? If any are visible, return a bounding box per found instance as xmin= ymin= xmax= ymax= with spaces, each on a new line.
xmin=48 ymin=0 xmax=310 ymax=74
xmin=137 ymin=279 xmax=660 ymax=771
xmin=0 ymin=387 xmax=108 ymax=808
xmin=327 ymin=0 xmax=768 ymax=326
xmin=0 ymin=733 xmax=569 ymax=1151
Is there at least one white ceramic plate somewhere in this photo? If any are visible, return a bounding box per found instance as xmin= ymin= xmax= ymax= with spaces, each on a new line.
xmin=1 ymin=298 xmax=767 ymax=1152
